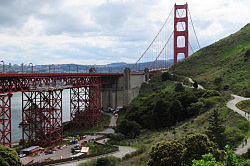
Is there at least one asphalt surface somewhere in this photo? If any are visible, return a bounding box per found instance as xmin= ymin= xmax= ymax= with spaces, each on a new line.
xmin=33 ymin=135 xmax=102 ymax=163
xmin=47 ymin=112 xmax=136 ymax=166
xmin=55 ymin=146 xmax=137 ymax=166
xmin=226 ymin=94 xmax=250 ymax=155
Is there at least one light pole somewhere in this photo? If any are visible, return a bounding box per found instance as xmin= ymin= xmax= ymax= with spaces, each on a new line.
xmin=21 ymin=63 xmax=24 ymax=73
xmin=29 ymin=63 xmax=33 ymax=73
xmin=53 ymin=64 xmax=55 ymax=73
xmin=1 ymin=60 xmax=4 ymax=73
xmin=77 ymin=65 xmax=79 ymax=73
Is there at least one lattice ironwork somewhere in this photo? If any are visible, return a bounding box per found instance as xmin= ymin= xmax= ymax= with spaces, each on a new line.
xmin=22 ymin=89 xmax=63 ymax=146
xmin=0 ymin=94 xmax=12 ymax=147
xmin=70 ymin=77 xmax=101 ymax=128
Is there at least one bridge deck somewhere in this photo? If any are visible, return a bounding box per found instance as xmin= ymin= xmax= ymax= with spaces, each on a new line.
xmin=0 ymin=73 xmax=122 ymax=78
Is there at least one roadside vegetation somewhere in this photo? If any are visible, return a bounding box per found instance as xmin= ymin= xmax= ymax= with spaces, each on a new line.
xmin=105 ymin=71 xmax=250 ymax=165
xmin=64 ymin=113 xmax=111 ymax=136
xmin=237 ymin=100 xmax=250 ymax=114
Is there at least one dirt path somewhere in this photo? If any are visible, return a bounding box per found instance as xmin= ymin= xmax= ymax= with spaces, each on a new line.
xmin=226 ymin=94 xmax=250 ymax=155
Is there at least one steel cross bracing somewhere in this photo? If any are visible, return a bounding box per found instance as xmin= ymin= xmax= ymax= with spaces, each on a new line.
xmin=22 ymin=90 xmax=63 ymax=146
xmin=0 ymin=73 xmax=116 ymax=147
xmin=0 ymin=94 xmax=12 ymax=147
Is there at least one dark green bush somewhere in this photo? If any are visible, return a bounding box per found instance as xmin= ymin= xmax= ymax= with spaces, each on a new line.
xmin=202 ymin=90 xmax=221 ymax=98
xmin=116 ymin=120 xmax=141 ymax=138
xmin=161 ymin=72 xmax=172 ymax=81
xmin=0 ymin=145 xmax=21 ymax=166
xmin=224 ymin=127 xmax=245 ymax=147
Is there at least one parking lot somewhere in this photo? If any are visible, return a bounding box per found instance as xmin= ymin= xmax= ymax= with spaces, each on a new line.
xmin=33 ymin=135 xmax=102 ymax=163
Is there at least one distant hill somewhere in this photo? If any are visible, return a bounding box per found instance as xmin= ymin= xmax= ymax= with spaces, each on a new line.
xmin=170 ymin=23 xmax=250 ymax=96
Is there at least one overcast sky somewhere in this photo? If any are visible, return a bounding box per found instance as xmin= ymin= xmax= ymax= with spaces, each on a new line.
xmin=0 ymin=0 xmax=249 ymax=65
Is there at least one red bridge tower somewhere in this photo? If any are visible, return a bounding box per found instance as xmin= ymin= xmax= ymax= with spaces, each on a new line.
xmin=174 ymin=3 xmax=189 ymax=64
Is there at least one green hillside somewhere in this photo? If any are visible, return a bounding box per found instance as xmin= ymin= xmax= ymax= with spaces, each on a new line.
xmin=171 ymin=23 xmax=250 ymax=96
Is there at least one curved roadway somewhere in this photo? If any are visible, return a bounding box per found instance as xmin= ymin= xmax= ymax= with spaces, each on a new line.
xmin=226 ymin=94 xmax=250 ymax=155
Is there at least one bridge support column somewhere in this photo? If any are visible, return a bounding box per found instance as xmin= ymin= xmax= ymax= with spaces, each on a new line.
xmin=0 ymin=94 xmax=12 ymax=147
xmin=174 ymin=3 xmax=189 ymax=63
xmin=22 ymin=89 xmax=63 ymax=147
xmin=70 ymin=77 xmax=101 ymax=129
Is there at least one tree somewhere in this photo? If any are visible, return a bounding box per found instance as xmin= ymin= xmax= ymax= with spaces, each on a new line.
xmin=187 ymin=101 xmax=205 ymax=116
xmin=0 ymin=145 xmax=21 ymax=166
xmin=193 ymin=81 xmax=199 ymax=89
xmin=192 ymin=153 xmax=223 ymax=166
xmin=182 ymin=134 xmax=219 ymax=165
xmin=175 ymin=83 xmax=185 ymax=92
xmin=148 ymin=140 xmax=184 ymax=166
xmin=116 ymin=120 xmax=141 ymax=139
xmin=207 ymin=109 xmax=226 ymax=149
xmin=161 ymin=72 xmax=172 ymax=81
xmin=169 ymin=100 xmax=185 ymax=122
xmin=152 ymin=100 xmax=173 ymax=128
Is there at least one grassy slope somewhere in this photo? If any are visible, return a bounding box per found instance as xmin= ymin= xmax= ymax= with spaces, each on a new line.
xmin=113 ymin=74 xmax=249 ymax=166
xmin=170 ymin=24 xmax=250 ymax=96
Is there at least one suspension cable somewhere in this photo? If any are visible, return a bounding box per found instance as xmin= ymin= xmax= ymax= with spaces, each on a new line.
xmin=133 ymin=6 xmax=174 ymax=68
xmin=151 ymin=9 xmax=187 ymax=69
xmin=151 ymin=31 xmax=174 ymax=69
xmin=188 ymin=8 xmax=201 ymax=49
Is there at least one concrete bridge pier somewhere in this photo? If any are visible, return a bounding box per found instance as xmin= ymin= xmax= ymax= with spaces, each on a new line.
xmin=101 ymin=68 xmax=149 ymax=110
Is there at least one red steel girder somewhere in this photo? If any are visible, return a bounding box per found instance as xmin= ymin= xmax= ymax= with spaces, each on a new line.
xmin=22 ymin=90 xmax=63 ymax=147
xmin=0 ymin=93 xmax=12 ymax=147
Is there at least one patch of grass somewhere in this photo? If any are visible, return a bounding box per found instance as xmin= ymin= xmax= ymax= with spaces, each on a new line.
xmin=80 ymin=113 xmax=111 ymax=134
xmin=85 ymin=142 xmax=117 ymax=156
xmin=170 ymin=23 xmax=250 ymax=96
xmin=237 ymin=100 xmax=250 ymax=114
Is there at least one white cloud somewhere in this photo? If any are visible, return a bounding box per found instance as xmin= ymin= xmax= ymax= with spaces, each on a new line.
xmin=0 ymin=0 xmax=249 ymax=65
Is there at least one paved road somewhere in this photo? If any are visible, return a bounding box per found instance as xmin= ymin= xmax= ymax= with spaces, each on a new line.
xmin=55 ymin=146 xmax=137 ymax=166
xmin=49 ymin=112 xmax=136 ymax=166
xmin=226 ymin=94 xmax=250 ymax=155
xmin=33 ymin=135 xmax=102 ymax=163
xmin=188 ymin=78 xmax=204 ymax=90
xmin=97 ymin=112 xmax=118 ymax=134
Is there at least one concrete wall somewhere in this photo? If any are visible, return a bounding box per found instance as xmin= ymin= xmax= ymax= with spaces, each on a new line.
xmin=101 ymin=68 xmax=149 ymax=110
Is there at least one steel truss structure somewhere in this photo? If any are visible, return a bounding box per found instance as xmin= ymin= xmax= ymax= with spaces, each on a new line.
xmin=22 ymin=89 xmax=63 ymax=146
xmin=70 ymin=77 xmax=101 ymax=128
xmin=0 ymin=94 xmax=12 ymax=147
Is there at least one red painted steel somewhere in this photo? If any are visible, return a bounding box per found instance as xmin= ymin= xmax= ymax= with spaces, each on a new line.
xmin=70 ymin=77 xmax=101 ymax=128
xmin=0 ymin=72 xmax=114 ymax=147
xmin=174 ymin=3 xmax=189 ymax=64
xmin=0 ymin=94 xmax=12 ymax=147
xmin=22 ymin=90 xmax=63 ymax=146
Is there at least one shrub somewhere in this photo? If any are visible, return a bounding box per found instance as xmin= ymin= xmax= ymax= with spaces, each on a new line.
xmin=202 ymin=90 xmax=221 ymax=98
xmin=161 ymin=72 xmax=172 ymax=81
xmin=96 ymin=157 xmax=118 ymax=166
xmin=182 ymin=134 xmax=219 ymax=165
xmin=224 ymin=127 xmax=245 ymax=146
xmin=187 ymin=101 xmax=205 ymax=116
xmin=0 ymin=145 xmax=21 ymax=166
xmin=245 ymin=49 xmax=250 ymax=58
xmin=148 ymin=134 xmax=219 ymax=166
xmin=175 ymin=83 xmax=185 ymax=92
xmin=193 ymin=81 xmax=199 ymax=89
xmin=148 ymin=140 xmax=184 ymax=166
xmin=116 ymin=120 xmax=141 ymax=138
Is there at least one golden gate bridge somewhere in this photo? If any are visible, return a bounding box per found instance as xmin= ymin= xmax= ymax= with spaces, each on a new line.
xmin=0 ymin=3 xmax=200 ymax=147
